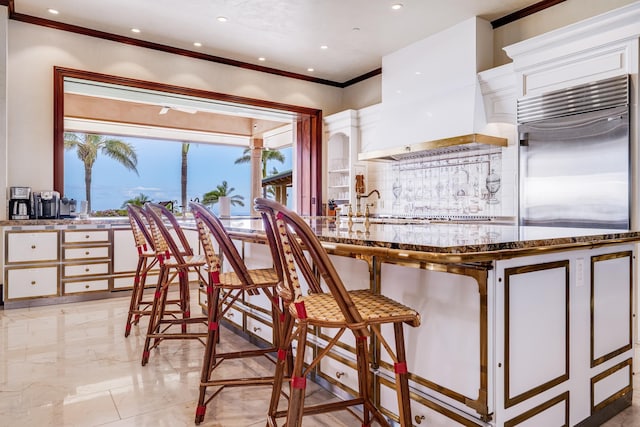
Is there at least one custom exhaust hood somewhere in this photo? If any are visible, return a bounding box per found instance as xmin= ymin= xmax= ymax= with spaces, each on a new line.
xmin=359 ymin=17 xmax=507 ymax=162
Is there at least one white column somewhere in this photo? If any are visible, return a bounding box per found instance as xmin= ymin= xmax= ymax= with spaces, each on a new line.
xmin=250 ymin=138 xmax=263 ymax=215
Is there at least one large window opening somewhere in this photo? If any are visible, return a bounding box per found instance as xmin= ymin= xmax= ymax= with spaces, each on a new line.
xmin=63 ymin=135 xmax=295 ymax=216
xmin=53 ymin=68 xmax=322 ymax=216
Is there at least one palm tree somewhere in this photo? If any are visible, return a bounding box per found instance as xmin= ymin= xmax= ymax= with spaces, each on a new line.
xmin=234 ymin=148 xmax=285 ymax=178
xmin=181 ymin=142 xmax=189 ymax=214
xmin=121 ymin=193 xmax=151 ymax=208
xmin=64 ymin=132 xmax=138 ymax=212
xmin=202 ymin=181 xmax=245 ymax=207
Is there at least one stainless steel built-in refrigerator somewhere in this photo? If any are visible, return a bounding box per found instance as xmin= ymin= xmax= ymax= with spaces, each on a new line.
xmin=518 ymin=75 xmax=630 ymax=229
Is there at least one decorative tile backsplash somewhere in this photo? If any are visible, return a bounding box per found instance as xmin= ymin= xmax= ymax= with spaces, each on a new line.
xmin=368 ymin=147 xmax=512 ymax=218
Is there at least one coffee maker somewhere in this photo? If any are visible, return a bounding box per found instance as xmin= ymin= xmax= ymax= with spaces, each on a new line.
xmin=59 ymin=197 xmax=77 ymax=218
xmin=8 ymin=186 xmax=32 ymax=220
xmin=32 ymin=191 xmax=60 ymax=219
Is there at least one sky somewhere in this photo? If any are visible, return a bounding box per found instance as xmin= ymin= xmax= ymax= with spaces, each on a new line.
xmin=64 ymin=135 xmax=292 ymax=215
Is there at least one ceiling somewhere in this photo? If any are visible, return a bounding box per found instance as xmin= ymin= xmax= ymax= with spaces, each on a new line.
xmin=13 ymin=0 xmax=545 ymax=83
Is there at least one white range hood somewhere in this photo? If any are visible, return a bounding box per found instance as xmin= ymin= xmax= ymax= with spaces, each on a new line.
xmin=360 ymin=17 xmax=503 ymax=161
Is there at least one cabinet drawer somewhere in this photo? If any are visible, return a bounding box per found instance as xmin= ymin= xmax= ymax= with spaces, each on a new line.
xmin=246 ymin=315 xmax=273 ymax=344
xmin=64 ymin=279 xmax=110 ymax=294
xmin=64 ymin=246 xmax=110 ymax=260
xmin=379 ymin=378 xmax=472 ymax=427
xmin=6 ymin=231 xmax=58 ymax=263
xmin=222 ymin=303 xmax=244 ymax=328
xmin=64 ymin=262 xmax=110 ymax=278
xmin=245 ymin=289 xmax=273 ymax=313
xmin=64 ymin=230 xmax=109 ymax=244
xmin=6 ymin=266 xmax=58 ymax=299
xmin=319 ymin=354 xmax=359 ymax=393
xmin=113 ymin=274 xmax=159 ymax=289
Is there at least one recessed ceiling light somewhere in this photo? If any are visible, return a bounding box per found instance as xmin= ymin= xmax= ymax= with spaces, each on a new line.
xmin=307 ymin=68 xmax=314 ymax=72
xmin=391 ymin=3 xmax=404 ymax=10
xmin=217 ymin=16 xmax=228 ymax=23
xmin=320 ymin=45 xmax=328 ymax=50
xmin=131 ymin=28 xmax=141 ymax=33
xmin=415 ymin=71 xmax=422 ymax=75
xmin=352 ymin=27 xmax=361 ymax=32
xmin=258 ymin=57 xmax=266 ymax=61
xmin=47 ymin=8 xmax=59 ymax=15
xmin=193 ymin=42 xmax=202 ymax=47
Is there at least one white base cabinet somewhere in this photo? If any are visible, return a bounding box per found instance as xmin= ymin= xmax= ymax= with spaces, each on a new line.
xmin=2 ymin=225 xmax=113 ymax=305
xmin=4 ymin=229 xmax=60 ymax=301
xmin=226 ymin=231 xmax=634 ymax=427
xmin=5 ymin=266 xmax=59 ymax=299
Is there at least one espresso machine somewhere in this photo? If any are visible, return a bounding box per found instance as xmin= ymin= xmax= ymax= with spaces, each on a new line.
xmin=8 ymin=186 xmax=32 ymax=220
xmin=32 ymin=191 xmax=60 ymax=219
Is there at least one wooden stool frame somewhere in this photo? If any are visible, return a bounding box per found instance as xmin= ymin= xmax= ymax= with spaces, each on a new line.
xmin=189 ymin=202 xmax=289 ymax=425
xmin=141 ymin=202 xmax=208 ymax=365
xmin=255 ymin=197 xmax=420 ymax=427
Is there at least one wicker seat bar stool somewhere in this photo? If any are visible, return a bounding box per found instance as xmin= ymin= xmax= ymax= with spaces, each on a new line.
xmin=141 ymin=202 xmax=209 ymax=366
xmin=123 ymin=204 xmax=160 ymax=337
xmin=124 ymin=204 xmax=186 ymax=337
xmin=189 ymin=202 xmax=288 ymax=425
xmin=255 ymin=198 xmax=421 ymax=427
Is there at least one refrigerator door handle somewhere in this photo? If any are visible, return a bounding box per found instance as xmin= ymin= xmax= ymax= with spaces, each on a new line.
xmin=518 ymin=132 xmax=529 ymax=146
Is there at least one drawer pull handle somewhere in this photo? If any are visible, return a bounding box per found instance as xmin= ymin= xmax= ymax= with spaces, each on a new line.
xmin=31 ymin=280 xmax=36 ymax=285
xmin=335 ymin=371 xmax=345 ymax=379
xmin=85 ymin=251 xmax=90 ymax=255
xmin=227 ymin=313 xmax=234 ymax=318
xmin=85 ymin=268 xmax=90 ymax=272
xmin=415 ymin=415 xmax=425 ymax=424
xmin=31 ymin=245 xmax=36 ymax=249
xmin=253 ymin=326 xmax=261 ymax=332
xmin=85 ymin=235 xmax=90 ymax=239
xmin=85 ymin=285 xmax=90 ymax=289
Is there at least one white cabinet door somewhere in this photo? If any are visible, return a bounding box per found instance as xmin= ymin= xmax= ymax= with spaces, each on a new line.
xmin=7 ymin=231 xmax=58 ymax=263
xmin=112 ymin=228 xmax=141 ymax=274
xmin=6 ymin=266 xmax=59 ymax=299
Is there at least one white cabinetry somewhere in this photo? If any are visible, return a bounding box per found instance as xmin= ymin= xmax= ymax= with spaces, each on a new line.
xmin=61 ymin=227 xmax=111 ymax=295
xmin=4 ymin=230 xmax=59 ymax=301
xmin=111 ymin=227 xmax=160 ymax=289
xmin=6 ymin=266 xmax=58 ymax=299
xmin=6 ymin=231 xmax=58 ymax=263
xmin=2 ymin=225 xmax=113 ymax=304
xmin=478 ymin=64 xmax=517 ymax=124
xmin=324 ymin=109 xmax=365 ymax=209
xmin=503 ymin=3 xmax=640 ymax=99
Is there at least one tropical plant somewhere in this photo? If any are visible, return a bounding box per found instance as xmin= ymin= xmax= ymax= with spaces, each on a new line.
xmin=64 ymin=132 xmax=138 ymax=212
xmin=121 ymin=193 xmax=151 ymax=208
xmin=234 ymin=148 xmax=285 ymax=178
xmin=202 ymin=180 xmax=245 ymax=207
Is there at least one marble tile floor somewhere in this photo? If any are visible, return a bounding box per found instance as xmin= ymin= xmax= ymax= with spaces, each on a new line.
xmin=0 ymin=295 xmax=356 ymax=427
xmin=1 ymin=295 xmax=639 ymax=427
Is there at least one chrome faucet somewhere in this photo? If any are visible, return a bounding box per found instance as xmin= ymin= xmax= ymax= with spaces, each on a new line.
xmin=356 ymin=189 xmax=380 ymax=217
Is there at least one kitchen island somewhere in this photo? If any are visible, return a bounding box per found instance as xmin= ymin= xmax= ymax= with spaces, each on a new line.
xmin=2 ymin=216 xmax=638 ymax=426
xmin=218 ymin=216 xmax=640 ymax=427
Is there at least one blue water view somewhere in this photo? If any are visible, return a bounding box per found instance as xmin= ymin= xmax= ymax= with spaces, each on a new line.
xmin=64 ymin=136 xmax=292 ymax=215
